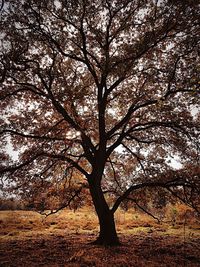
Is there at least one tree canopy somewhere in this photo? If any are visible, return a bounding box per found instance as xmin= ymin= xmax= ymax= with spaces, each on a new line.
xmin=0 ymin=0 xmax=200 ymax=245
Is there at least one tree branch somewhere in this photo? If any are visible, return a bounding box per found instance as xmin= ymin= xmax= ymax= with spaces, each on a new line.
xmin=40 ymin=185 xmax=85 ymax=216
xmin=127 ymin=197 xmax=160 ymax=223
xmin=111 ymin=179 xmax=194 ymax=214
xmin=0 ymin=129 xmax=64 ymax=141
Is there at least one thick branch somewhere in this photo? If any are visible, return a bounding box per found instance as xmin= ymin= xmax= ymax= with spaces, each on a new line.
xmin=0 ymin=152 xmax=89 ymax=179
xmin=36 ymin=69 xmax=96 ymax=160
xmin=111 ymin=180 xmax=193 ymax=214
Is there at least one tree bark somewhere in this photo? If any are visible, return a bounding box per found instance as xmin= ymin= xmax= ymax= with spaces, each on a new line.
xmin=88 ymin=179 xmax=120 ymax=246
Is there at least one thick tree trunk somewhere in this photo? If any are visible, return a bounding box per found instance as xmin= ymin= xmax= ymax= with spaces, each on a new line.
xmin=93 ymin=207 xmax=119 ymax=246
xmin=89 ymin=179 xmax=120 ymax=246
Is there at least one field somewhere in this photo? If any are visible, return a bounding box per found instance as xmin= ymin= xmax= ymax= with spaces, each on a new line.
xmin=0 ymin=207 xmax=200 ymax=266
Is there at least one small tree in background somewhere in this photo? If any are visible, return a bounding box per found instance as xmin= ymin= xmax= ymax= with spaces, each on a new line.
xmin=0 ymin=0 xmax=199 ymax=245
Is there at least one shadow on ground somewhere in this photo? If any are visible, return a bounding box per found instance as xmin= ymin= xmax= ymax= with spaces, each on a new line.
xmin=1 ymin=233 xmax=200 ymax=267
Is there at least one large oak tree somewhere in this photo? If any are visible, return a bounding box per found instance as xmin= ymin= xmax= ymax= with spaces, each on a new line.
xmin=0 ymin=0 xmax=200 ymax=245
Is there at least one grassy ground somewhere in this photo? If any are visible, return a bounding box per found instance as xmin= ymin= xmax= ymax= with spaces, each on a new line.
xmin=0 ymin=207 xmax=200 ymax=266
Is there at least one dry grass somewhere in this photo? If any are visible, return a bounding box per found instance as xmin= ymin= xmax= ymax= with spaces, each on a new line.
xmin=0 ymin=207 xmax=200 ymax=266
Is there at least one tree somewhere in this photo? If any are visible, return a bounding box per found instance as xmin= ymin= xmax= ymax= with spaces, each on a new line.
xmin=0 ymin=0 xmax=199 ymax=245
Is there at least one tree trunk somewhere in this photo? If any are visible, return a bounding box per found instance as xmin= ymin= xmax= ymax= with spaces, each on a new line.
xmin=89 ymin=179 xmax=120 ymax=246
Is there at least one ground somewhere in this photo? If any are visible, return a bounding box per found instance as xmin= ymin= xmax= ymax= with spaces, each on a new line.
xmin=0 ymin=207 xmax=200 ymax=266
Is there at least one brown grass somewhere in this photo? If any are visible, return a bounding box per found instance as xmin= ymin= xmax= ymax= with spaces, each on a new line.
xmin=0 ymin=207 xmax=200 ymax=266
